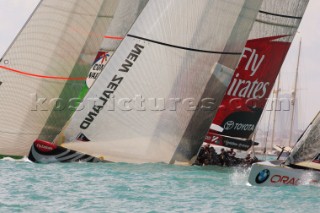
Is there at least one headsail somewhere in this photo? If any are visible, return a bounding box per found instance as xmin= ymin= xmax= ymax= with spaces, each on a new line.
xmin=40 ymin=0 xmax=149 ymax=143
xmin=205 ymin=0 xmax=309 ymax=148
xmin=0 ymin=0 xmax=107 ymax=157
xmin=61 ymin=0 xmax=262 ymax=164
xmin=285 ymin=111 xmax=320 ymax=167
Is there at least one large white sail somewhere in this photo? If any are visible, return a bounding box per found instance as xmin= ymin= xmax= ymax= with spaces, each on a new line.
xmin=62 ymin=0 xmax=262 ymax=164
xmin=40 ymin=0 xmax=149 ymax=143
xmin=205 ymin=0 xmax=309 ymax=149
xmin=0 ymin=0 xmax=109 ymax=157
xmin=253 ymin=0 xmax=309 ymax=39
xmin=100 ymin=0 xmax=148 ymax=52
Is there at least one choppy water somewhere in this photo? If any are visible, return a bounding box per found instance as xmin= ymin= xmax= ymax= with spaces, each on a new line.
xmin=0 ymin=158 xmax=319 ymax=212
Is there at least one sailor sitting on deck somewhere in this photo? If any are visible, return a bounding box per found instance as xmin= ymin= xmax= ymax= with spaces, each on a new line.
xmin=219 ymin=148 xmax=230 ymax=166
xmin=227 ymin=148 xmax=236 ymax=158
xmin=245 ymin=154 xmax=252 ymax=164
xmin=209 ymin=147 xmax=220 ymax=165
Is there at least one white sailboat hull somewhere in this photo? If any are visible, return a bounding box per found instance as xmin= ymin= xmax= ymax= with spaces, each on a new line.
xmin=248 ymin=161 xmax=320 ymax=186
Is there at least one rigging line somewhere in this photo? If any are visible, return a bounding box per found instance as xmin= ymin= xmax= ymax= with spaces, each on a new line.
xmin=0 ymin=130 xmax=58 ymax=135
xmin=258 ymin=10 xmax=302 ymax=20
xmin=288 ymin=38 xmax=302 ymax=147
xmin=0 ymin=65 xmax=86 ymax=81
xmin=104 ymin=35 xmax=124 ymax=40
xmin=0 ymin=36 xmax=122 ymax=80
xmin=127 ymin=34 xmax=242 ymax=55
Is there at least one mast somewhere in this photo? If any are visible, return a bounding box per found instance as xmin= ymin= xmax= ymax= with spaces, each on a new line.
xmin=288 ymin=37 xmax=302 ymax=147
xmin=270 ymin=73 xmax=281 ymax=152
xmin=262 ymin=90 xmax=275 ymax=157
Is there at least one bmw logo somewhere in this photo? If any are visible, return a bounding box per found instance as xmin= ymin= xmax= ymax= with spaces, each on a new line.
xmin=255 ymin=169 xmax=270 ymax=184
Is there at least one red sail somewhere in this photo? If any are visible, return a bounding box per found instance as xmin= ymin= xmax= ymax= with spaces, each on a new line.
xmin=209 ymin=35 xmax=291 ymax=139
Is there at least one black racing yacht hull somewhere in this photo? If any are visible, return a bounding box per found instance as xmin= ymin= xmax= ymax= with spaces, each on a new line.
xmin=28 ymin=140 xmax=108 ymax=163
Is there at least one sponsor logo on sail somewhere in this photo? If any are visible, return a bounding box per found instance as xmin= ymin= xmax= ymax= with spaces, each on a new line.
xmin=211 ymin=36 xmax=291 ymax=138
xmin=227 ymin=47 xmax=269 ymax=99
xmin=80 ymin=44 xmax=145 ymax=130
xmin=255 ymin=169 xmax=270 ymax=184
xmin=234 ymin=123 xmax=255 ymax=131
xmin=224 ymin=121 xmax=255 ymax=132
xmin=224 ymin=121 xmax=234 ymax=130
xmin=86 ymin=51 xmax=112 ymax=88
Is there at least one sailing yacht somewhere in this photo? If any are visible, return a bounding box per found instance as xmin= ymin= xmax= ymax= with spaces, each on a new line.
xmin=0 ymin=0 xmax=110 ymax=158
xmin=204 ymin=0 xmax=309 ymax=153
xmin=0 ymin=0 xmax=148 ymax=159
xmin=29 ymin=0 xmax=263 ymax=164
xmin=42 ymin=0 xmax=149 ymax=144
xmin=249 ymin=111 xmax=320 ymax=186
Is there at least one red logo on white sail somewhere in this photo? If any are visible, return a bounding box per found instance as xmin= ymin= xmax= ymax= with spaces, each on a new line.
xmin=86 ymin=51 xmax=113 ymax=88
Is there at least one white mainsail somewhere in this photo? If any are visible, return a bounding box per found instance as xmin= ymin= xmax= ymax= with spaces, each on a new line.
xmin=100 ymin=0 xmax=148 ymax=52
xmin=62 ymin=0 xmax=262 ymax=164
xmin=0 ymin=0 xmax=109 ymax=157
xmin=40 ymin=0 xmax=149 ymax=143
xmin=254 ymin=0 xmax=309 ymax=39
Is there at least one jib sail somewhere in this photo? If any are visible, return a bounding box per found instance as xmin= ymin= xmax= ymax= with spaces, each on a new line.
xmin=286 ymin=111 xmax=320 ymax=167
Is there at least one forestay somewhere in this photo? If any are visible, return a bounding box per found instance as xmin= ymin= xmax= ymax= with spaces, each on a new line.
xmin=62 ymin=0 xmax=262 ymax=164
xmin=0 ymin=0 xmax=107 ymax=157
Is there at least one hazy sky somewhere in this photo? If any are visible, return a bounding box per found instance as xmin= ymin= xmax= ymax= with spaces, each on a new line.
xmin=0 ymin=0 xmax=319 ymax=132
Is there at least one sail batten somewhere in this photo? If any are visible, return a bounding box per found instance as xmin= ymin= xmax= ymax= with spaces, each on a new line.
xmin=258 ymin=10 xmax=302 ymax=19
xmin=127 ymin=34 xmax=243 ymax=55
xmin=255 ymin=19 xmax=299 ymax=28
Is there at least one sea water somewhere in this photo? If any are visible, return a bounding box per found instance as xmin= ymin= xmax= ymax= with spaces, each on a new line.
xmin=0 ymin=158 xmax=319 ymax=213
